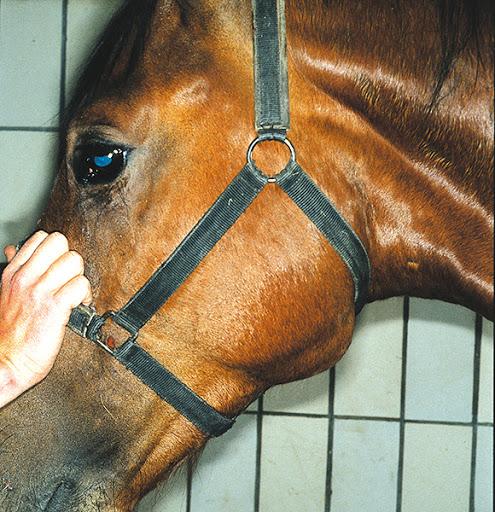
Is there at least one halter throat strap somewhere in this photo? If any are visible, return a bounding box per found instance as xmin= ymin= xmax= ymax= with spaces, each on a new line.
xmin=65 ymin=0 xmax=370 ymax=438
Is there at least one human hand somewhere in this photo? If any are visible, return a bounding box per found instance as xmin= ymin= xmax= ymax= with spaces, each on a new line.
xmin=0 ymin=231 xmax=92 ymax=407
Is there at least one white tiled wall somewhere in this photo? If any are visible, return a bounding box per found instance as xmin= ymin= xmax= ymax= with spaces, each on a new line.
xmin=1 ymin=2 xmax=493 ymax=511
xmin=259 ymin=415 xmax=328 ymax=512
xmin=476 ymin=426 xmax=494 ymax=512
xmin=401 ymin=424 xmax=472 ymax=512
xmin=406 ymin=299 xmax=476 ymax=423
xmin=191 ymin=414 xmax=258 ymax=512
xmin=331 ymin=419 xmax=400 ymax=512
xmin=0 ymin=0 xmax=62 ymax=127
xmin=334 ymin=296 xmax=403 ymax=418
xmin=479 ymin=321 xmax=494 ymax=424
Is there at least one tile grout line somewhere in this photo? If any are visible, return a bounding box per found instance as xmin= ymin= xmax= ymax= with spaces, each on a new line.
xmin=241 ymin=409 xmax=493 ymax=428
xmin=186 ymin=460 xmax=193 ymax=512
xmin=0 ymin=126 xmax=59 ymax=132
xmin=324 ymin=367 xmax=336 ymax=512
xmin=59 ymin=0 xmax=69 ymax=122
xmin=396 ymin=295 xmax=409 ymax=512
xmin=405 ymin=418 xmax=485 ymax=427
xmin=254 ymin=396 xmax=264 ymax=512
xmin=469 ymin=314 xmax=482 ymax=512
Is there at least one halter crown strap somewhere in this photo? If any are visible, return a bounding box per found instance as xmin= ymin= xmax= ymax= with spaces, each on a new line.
xmin=252 ymin=0 xmax=289 ymax=134
xmin=65 ymin=0 xmax=370 ymax=439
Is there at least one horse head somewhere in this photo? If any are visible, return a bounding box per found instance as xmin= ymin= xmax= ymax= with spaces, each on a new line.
xmin=0 ymin=0 xmax=492 ymax=510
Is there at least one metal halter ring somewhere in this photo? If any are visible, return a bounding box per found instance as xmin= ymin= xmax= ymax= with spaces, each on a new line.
xmin=247 ymin=134 xmax=296 ymax=182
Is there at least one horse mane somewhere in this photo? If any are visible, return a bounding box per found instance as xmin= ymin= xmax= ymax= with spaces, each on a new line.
xmin=63 ymin=0 xmax=490 ymax=132
xmin=429 ymin=0 xmax=491 ymax=108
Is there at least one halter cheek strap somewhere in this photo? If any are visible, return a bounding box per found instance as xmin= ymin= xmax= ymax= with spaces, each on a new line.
xmin=66 ymin=0 xmax=370 ymax=438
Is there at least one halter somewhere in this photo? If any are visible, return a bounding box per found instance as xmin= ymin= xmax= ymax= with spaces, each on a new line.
xmin=48 ymin=0 xmax=370 ymax=437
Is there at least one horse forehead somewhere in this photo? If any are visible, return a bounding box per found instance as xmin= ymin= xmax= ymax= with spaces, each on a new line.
xmin=168 ymin=77 xmax=210 ymax=106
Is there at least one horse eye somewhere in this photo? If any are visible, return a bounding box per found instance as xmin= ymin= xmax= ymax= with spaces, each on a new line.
xmin=72 ymin=144 xmax=129 ymax=185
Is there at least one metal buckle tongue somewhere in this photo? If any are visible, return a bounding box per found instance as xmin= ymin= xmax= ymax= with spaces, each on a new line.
xmin=86 ymin=311 xmax=138 ymax=355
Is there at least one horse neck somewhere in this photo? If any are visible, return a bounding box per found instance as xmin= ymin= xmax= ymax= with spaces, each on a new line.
xmin=282 ymin=1 xmax=494 ymax=317
xmin=205 ymin=1 xmax=492 ymax=316
xmin=364 ymin=139 xmax=494 ymax=318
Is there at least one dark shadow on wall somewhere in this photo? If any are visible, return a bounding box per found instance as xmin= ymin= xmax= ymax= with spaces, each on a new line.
xmin=0 ymin=214 xmax=43 ymax=258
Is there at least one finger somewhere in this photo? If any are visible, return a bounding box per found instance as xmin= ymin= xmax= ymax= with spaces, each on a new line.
xmin=6 ymin=231 xmax=48 ymax=272
xmin=38 ymin=251 xmax=85 ymax=294
xmin=82 ymin=289 xmax=93 ymax=306
xmin=4 ymin=245 xmax=16 ymax=263
xmin=54 ymin=275 xmax=93 ymax=313
xmin=16 ymin=232 xmax=69 ymax=284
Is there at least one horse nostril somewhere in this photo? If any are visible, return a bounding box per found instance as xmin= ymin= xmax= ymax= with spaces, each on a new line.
xmin=44 ymin=479 xmax=76 ymax=511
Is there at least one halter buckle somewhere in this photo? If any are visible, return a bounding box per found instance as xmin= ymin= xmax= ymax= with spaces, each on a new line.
xmin=86 ymin=311 xmax=138 ymax=355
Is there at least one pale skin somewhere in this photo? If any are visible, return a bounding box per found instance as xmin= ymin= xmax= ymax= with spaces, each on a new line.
xmin=0 ymin=231 xmax=92 ymax=409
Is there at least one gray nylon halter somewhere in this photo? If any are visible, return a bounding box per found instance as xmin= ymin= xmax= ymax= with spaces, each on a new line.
xmin=8 ymin=0 xmax=370 ymax=437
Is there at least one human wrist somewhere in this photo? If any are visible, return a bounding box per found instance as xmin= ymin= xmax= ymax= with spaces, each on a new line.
xmin=0 ymin=349 xmax=42 ymax=391
xmin=0 ymin=356 xmax=23 ymax=408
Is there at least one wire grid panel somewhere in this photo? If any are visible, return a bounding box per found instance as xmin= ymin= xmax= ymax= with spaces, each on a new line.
xmin=0 ymin=1 xmax=493 ymax=511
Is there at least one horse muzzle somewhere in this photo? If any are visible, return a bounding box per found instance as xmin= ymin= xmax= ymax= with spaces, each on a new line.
xmin=0 ymin=477 xmax=123 ymax=512
xmin=41 ymin=479 xmax=77 ymax=512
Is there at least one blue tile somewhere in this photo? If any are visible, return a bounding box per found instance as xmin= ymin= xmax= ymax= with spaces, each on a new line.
xmin=406 ymin=299 xmax=475 ymax=422
xmin=331 ymin=419 xmax=399 ymax=512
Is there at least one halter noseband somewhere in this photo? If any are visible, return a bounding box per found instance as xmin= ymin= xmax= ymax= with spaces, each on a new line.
xmin=65 ymin=0 xmax=370 ymax=437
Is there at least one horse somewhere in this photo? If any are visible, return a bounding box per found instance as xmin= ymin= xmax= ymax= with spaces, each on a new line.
xmin=0 ymin=0 xmax=492 ymax=510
